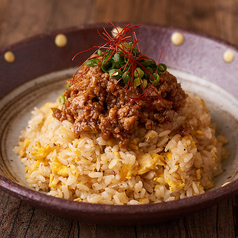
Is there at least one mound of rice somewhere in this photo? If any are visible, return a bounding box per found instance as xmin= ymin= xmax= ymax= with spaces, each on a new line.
xmin=14 ymin=93 xmax=228 ymax=205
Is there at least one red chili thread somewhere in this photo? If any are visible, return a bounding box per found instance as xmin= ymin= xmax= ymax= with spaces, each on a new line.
xmin=71 ymin=22 xmax=166 ymax=108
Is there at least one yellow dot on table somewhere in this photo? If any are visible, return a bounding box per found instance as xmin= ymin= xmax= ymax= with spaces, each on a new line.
xmin=112 ymin=27 xmax=123 ymax=38
xmin=223 ymin=50 xmax=234 ymax=63
xmin=4 ymin=51 xmax=15 ymax=63
xmin=55 ymin=34 xmax=67 ymax=47
xmin=171 ymin=32 xmax=184 ymax=46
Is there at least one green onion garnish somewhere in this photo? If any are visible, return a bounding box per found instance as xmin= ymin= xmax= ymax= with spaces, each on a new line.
xmin=86 ymin=58 xmax=98 ymax=67
xmin=97 ymin=50 xmax=104 ymax=55
xmin=72 ymin=24 xmax=168 ymax=105
xmin=122 ymin=72 xmax=130 ymax=83
xmin=142 ymin=79 xmax=147 ymax=88
xmin=141 ymin=60 xmax=156 ymax=68
xmin=101 ymin=59 xmax=115 ymax=72
xmin=134 ymin=78 xmax=141 ymax=87
xmin=81 ymin=27 xmax=166 ymax=90
xmin=150 ymin=73 xmax=160 ymax=83
xmin=158 ymin=63 xmax=167 ymax=73
xmin=134 ymin=67 xmax=144 ymax=78
xmin=59 ymin=94 xmax=65 ymax=105
xmin=66 ymin=83 xmax=72 ymax=89
xmin=109 ymin=69 xmax=122 ymax=80
xmin=113 ymin=52 xmax=124 ymax=63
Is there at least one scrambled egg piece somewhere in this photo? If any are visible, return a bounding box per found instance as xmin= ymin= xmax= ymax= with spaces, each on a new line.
xmin=120 ymin=163 xmax=134 ymax=179
xmin=50 ymin=157 xmax=80 ymax=188
xmin=196 ymin=169 xmax=201 ymax=180
xmin=166 ymin=177 xmax=185 ymax=192
xmin=19 ymin=137 xmax=31 ymax=158
xmin=183 ymin=135 xmax=196 ymax=148
xmin=134 ymin=154 xmax=165 ymax=175
xmin=31 ymin=141 xmax=53 ymax=162
xmin=164 ymin=152 xmax=172 ymax=161
xmin=25 ymin=141 xmax=54 ymax=177
xmin=49 ymin=174 xmax=59 ymax=188
xmin=52 ymin=156 xmax=69 ymax=177
xmin=154 ymin=173 xmax=166 ymax=185
xmin=28 ymin=161 xmax=40 ymax=174
xmin=120 ymin=153 xmax=165 ymax=180
xmin=114 ymin=152 xmax=120 ymax=158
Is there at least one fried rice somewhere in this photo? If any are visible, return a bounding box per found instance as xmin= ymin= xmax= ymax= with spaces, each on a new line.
xmin=14 ymin=92 xmax=228 ymax=205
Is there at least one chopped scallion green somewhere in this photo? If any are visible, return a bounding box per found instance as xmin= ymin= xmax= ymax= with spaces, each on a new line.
xmin=97 ymin=50 xmax=104 ymax=55
xmin=109 ymin=69 xmax=122 ymax=80
xmin=149 ymin=73 xmax=160 ymax=84
xmin=101 ymin=59 xmax=115 ymax=72
xmin=80 ymin=35 xmax=167 ymax=90
xmin=158 ymin=63 xmax=167 ymax=73
xmin=154 ymin=73 xmax=160 ymax=84
xmin=59 ymin=94 xmax=65 ymax=105
xmin=142 ymin=79 xmax=147 ymax=88
xmin=122 ymin=72 xmax=130 ymax=83
xmin=113 ymin=52 xmax=123 ymax=63
xmin=134 ymin=78 xmax=141 ymax=87
xmin=134 ymin=67 xmax=144 ymax=78
xmin=66 ymin=83 xmax=72 ymax=89
xmin=141 ymin=60 xmax=156 ymax=67
xmin=119 ymin=42 xmax=131 ymax=51
xmin=86 ymin=58 xmax=98 ymax=67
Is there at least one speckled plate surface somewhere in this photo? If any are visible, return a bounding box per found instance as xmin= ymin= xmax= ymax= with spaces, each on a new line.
xmin=0 ymin=23 xmax=238 ymax=225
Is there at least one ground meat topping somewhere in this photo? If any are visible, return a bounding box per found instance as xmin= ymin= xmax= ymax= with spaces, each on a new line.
xmin=54 ymin=63 xmax=187 ymax=147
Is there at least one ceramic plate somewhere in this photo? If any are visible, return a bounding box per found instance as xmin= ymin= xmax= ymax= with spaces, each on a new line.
xmin=0 ymin=23 xmax=238 ymax=225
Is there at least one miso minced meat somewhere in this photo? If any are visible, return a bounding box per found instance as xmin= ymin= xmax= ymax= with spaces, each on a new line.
xmin=54 ymin=58 xmax=187 ymax=148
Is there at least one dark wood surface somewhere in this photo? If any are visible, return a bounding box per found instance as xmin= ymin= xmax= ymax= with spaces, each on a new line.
xmin=0 ymin=0 xmax=238 ymax=237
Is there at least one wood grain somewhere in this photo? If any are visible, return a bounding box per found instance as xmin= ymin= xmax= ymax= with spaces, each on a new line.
xmin=0 ymin=0 xmax=238 ymax=237
xmin=1 ymin=0 xmax=238 ymax=48
xmin=0 ymin=189 xmax=236 ymax=237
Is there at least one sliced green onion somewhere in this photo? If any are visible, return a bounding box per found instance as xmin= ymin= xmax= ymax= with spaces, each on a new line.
xmin=122 ymin=72 xmax=130 ymax=83
xmin=144 ymin=67 xmax=153 ymax=78
xmin=154 ymin=76 xmax=160 ymax=84
xmin=101 ymin=59 xmax=115 ymax=72
xmin=134 ymin=78 xmax=141 ymax=87
xmin=141 ymin=60 xmax=156 ymax=67
xmin=142 ymin=79 xmax=147 ymax=88
xmin=113 ymin=53 xmax=124 ymax=69
xmin=146 ymin=67 xmax=153 ymax=73
xmin=59 ymin=94 xmax=65 ymax=105
xmin=97 ymin=49 xmax=104 ymax=55
xmin=86 ymin=58 xmax=98 ymax=67
xmin=66 ymin=83 xmax=72 ymax=89
xmin=123 ymin=55 xmax=130 ymax=64
xmin=113 ymin=52 xmax=124 ymax=63
xmin=134 ymin=67 xmax=144 ymax=78
xmin=149 ymin=73 xmax=160 ymax=84
xmin=109 ymin=69 xmax=122 ymax=80
xmin=154 ymin=73 xmax=160 ymax=84
xmin=158 ymin=63 xmax=167 ymax=73
xmin=119 ymin=42 xmax=132 ymax=51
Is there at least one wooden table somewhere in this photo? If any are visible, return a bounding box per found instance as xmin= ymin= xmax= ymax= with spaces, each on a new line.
xmin=0 ymin=0 xmax=237 ymax=237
